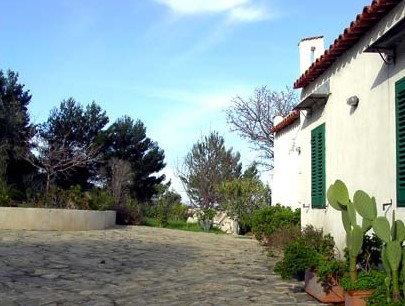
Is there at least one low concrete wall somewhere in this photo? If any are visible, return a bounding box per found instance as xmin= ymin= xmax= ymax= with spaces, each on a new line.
xmin=0 ymin=207 xmax=116 ymax=231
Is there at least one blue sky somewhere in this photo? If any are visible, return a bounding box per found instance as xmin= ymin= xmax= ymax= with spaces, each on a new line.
xmin=0 ymin=0 xmax=371 ymax=197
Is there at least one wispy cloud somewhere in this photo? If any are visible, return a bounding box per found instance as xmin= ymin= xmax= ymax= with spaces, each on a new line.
xmin=153 ymin=0 xmax=275 ymax=23
xmin=227 ymin=4 xmax=270 ymax=23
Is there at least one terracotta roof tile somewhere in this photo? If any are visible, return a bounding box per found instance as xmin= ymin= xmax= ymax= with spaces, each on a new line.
xmin=271 ymin=110 xmax=300 ymax=133
xmin=294 ymin=0 xmax=402 ymax=89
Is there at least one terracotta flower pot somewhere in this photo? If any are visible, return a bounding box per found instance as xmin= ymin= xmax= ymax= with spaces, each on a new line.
xmin=344 ymin=290 xmax=374 ymax=306
xmin=304 ymin=270 xmax=345 ymax=303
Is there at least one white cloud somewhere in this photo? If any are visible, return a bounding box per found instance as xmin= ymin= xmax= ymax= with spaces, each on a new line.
xmin=153 ymin=0 xmax=274 ymax=23
xmin=228 ymin=5 xmax=269 ymax=22
xmin=153 ymin=0 xmax=249 ymax=15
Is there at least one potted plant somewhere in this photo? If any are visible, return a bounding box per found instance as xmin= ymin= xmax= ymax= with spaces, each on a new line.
xmin=274 ymin=224 xmax=344 ymax=300
xmin=305 ymin=256 xmax=346 ymax=303
xmin=340 ymin=270 xmax=386 ymax=306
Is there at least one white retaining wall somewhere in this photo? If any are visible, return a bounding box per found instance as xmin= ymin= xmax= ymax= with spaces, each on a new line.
xmin=0 ymin=207 xmax=116 ymax=231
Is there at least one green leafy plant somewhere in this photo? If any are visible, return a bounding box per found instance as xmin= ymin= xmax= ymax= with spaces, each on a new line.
xmin=169 ymin=202 xmax=189 ymax=222
xmin=252 ymin=204 xmax=300 ymax=242
xmin=368 ymin=284 xmax=405 ymax=306
xmin=87 ymin=188 xmax=115 ymax=211
xmin=315 ymin=256 xmax=345 ymax=287
xmin=340 ymin=270 xmax=386 ymax=291
xmin=274 ymin=225 xmax=337 ymax=281
xmin=198 ymin=208 xmax=216 ymax=221
xmin=216 ymin=167 xmax=270 ymax=233
xmin=274 ymin=236 xmax=321 ymax=280
xmin=263 ymin=224 xmax=301 ymax=249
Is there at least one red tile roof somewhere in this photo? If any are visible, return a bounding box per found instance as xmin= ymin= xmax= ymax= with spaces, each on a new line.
xmin=294 ymin=0 xmax=402 ymax=89
xmin=271 ymin=110 xmax=300 ymax=133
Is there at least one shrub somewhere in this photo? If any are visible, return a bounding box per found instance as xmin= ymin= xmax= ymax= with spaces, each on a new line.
xmin=301 ymin=225 xmax=335 ymax=258
xmin=274 ymin=236 xmax=321 ymax=280
xmin=87 ymin=188 xmax=115 ymax=211
xmin=156 ymin=198 xmax=169 ymax=227
xmin=216 ymin=175 xmax=270 ymax=232
xmin=251 ymin=204 xmax=300 ymax=242
xmin=0 ymin=177 xmax=18 ymax=206
xmin=274 ymin=226 xmax=339 ymax=281
xmin=263 ymin=224 xmax=301 ymax=249
xmin=116 ymin=197 xmax=143 ymax=225
xmin=0 ymin=178 xmax=12 ymax=206
xmin=169 ymin=202 xmax=188 ymax=221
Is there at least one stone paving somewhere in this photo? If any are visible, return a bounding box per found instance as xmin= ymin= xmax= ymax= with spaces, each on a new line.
xmin=0 ymin=226 xmax=328 ymax=305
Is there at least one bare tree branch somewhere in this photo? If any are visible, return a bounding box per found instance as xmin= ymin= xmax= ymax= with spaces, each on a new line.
xmin=26 ymin=135 xmax=101 ymax=193
xmin=226 ymin=86 xmax=297 ymax=170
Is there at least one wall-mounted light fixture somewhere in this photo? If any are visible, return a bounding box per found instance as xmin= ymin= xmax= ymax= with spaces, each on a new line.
xmin=347 ymin=95 xmax=359 ymax=107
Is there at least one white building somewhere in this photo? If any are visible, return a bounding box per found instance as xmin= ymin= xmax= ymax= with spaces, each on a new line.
xmin=272 ymin=0 xmax=405 ymax=251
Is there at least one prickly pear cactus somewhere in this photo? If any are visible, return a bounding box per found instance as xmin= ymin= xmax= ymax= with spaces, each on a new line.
xmin=373 ymin=211 xmax=405 ymax=302
xmin=327 ymin=179 xmax=349 ymax=210
xmin=327 ymin=180 xmax=376 ymax=281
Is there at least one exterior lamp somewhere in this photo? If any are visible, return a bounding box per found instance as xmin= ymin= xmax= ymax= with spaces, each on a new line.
xmin=347 ymin=95 xmax=359 ymax=107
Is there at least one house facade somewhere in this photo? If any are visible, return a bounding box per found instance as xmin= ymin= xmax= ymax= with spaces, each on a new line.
xmin=272 ymin=0 xmax=405 ymax=251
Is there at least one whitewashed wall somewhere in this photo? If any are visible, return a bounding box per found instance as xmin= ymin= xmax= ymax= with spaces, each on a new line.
xmin=272 ymin=120 xmax=302 ymax=210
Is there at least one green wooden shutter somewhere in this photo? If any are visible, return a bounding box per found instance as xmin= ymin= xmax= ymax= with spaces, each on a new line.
xmin=311 ymin=124 xmax=325 ymax=208
xmin=396 ymin=77 xmax=405 ymax=207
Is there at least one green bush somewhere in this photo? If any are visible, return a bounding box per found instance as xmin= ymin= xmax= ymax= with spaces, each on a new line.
xmin=274 ymin=236 xmax=320 ymax=280
xmin=263 ymin=224 xmax=301 ymax=249
xmin=340 ymin=270 xmax=386 ymax=291
xmin=87 ymin=188 xmax=115 ymax=211
xmin=301 ymin=225 xmax=335 ymax=258
xmin=0 ymin=177 xmax=18 ymax=206
xmin=169 ymin=202 xmax=189 ymax=221
xmin=274 ymin=226 xmax=339 ymax=281
xmin=251 ymin=204 xmax=300 ymax=242
xmin=216 ymin=174 xmax=270 ymax=233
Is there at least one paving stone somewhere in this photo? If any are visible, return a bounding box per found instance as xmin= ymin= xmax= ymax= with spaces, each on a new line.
xmin=0 ymin=226 xmax=330 ymax=305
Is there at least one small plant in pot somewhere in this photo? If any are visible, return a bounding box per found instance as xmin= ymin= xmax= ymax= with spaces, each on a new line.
xmin=340 ymin=269 xmax=386 ymax=303
xmin=304 ymin=256 xmax=346 ymax=304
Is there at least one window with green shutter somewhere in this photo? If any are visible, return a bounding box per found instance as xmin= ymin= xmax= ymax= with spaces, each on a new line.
xmin=311 ymin=124 xmax=325 ymax=208
xmin=396 ymin=77 xmax=405 ymax=207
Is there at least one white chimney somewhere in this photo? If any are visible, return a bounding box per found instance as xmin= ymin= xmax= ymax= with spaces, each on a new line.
xmin=273 ymin=115 xmax=284 ymax=126
xmin=298 ymin=36 xmax=324 ymax=75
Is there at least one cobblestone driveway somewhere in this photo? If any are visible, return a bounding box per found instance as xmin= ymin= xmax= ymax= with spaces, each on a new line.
xmin=0 ymin=226 xmax=324 ymax=305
